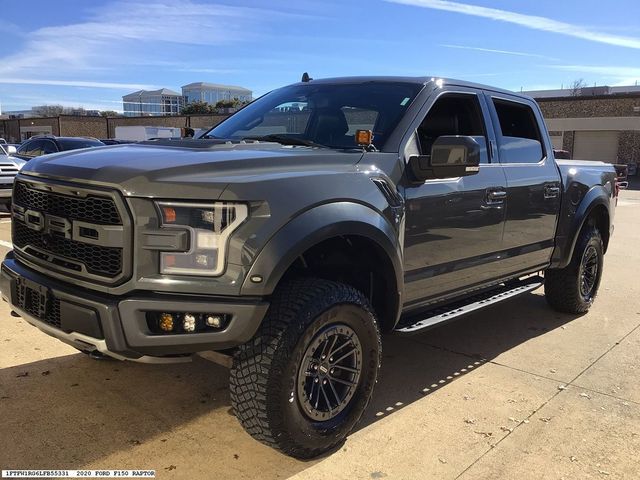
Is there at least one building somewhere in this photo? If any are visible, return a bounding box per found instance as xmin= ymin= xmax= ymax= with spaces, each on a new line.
xmin=524 ymin=85 xmax=640 ymax=168
xmin=182 ymin=82 xmax=252 ymax=105
xmin=122 ymin=88 xmax=184 ymax=117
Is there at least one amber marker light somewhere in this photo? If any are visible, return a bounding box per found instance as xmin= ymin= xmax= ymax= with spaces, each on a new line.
xmin=355 ymin=129 xmax=373 ymax=146
xmin=162 ymin=206 xmax=177 ymax=223
xmin=159 ymin=313 xmax=175 ymax=332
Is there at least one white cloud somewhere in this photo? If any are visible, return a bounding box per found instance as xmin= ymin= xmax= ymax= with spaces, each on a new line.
xmin=440 ymin=44 xmax=558 ymax=60
xmin=0 ymin=79 xmax=159 ymax=90
xmin=389 ymin=0 xmax=640 ymax=49
xmin=0 ymin=1 xmax=313 ymax=82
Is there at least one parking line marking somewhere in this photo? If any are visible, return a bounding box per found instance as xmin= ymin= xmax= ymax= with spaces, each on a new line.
xmin=0 ymin=240 xmax=13 ymax=249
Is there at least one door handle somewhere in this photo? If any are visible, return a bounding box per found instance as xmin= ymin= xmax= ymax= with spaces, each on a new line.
xmin=485 ymin=188 xmax=507 ymax=206
xmin=544 ymin=185 xmax=560 ymax=199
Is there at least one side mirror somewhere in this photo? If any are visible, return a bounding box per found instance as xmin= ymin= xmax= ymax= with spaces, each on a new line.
xmin=409 ymin=135 xmax=481 ymax=181
xmin=7 ymin=146 xmax=17 ymax=155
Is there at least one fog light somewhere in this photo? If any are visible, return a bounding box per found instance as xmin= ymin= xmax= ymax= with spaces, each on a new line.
xmin=183 ymin=313 xmax=197 ymax=332
xmin=205 ymin=314 xmax=223 ymax=328
xmin=159 ymin=313 xmax=174 ymax=332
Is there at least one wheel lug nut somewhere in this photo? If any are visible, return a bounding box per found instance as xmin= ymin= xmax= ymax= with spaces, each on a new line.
xmin=323 ymin=379 xmax=327 ymax=385
xmin=330 ymin=368 xmax=335 ymax=374
xmin=329 ymin=357 xmax=333 ymax=362
xmin=314 ymin=378 xmax=319 ymax=383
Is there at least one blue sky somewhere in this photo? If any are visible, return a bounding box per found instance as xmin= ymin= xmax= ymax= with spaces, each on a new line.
xmin=1 ymin=0 xmax=639 ymax=113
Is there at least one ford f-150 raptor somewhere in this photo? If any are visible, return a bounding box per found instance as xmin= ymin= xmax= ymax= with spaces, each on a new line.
xmin=1 ymin=76 xmax=617 ymax=458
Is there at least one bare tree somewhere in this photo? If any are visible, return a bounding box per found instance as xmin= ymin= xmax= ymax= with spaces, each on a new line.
xmin=570 ymin=79 xmax=587 ymax=97
xmin=33 ymin=105 xmax=64 ymax=117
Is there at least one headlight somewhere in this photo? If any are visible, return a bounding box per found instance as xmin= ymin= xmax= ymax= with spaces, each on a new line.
xmin=156 ymin=201 xmax=248 ymax=276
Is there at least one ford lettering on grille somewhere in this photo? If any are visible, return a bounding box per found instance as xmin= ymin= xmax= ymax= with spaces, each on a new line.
xmin=11 ymin=179 xmax=129 ymax=284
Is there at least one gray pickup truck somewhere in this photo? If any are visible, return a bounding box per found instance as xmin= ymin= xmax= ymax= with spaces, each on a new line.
xmin=1 ymin=76 xmax=617 ymax=458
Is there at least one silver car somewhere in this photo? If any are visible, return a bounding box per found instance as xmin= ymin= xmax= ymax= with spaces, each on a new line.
xmin=0 ymin=144 xmax=25 ymax=207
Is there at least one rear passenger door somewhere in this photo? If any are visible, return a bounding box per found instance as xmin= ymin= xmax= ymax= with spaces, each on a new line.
xmin=485 ymin=93 xmax=561 ymax=272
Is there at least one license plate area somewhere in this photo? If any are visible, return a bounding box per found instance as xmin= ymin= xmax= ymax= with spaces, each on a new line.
xmin=14 ymin=276 xmax=49 ymax=320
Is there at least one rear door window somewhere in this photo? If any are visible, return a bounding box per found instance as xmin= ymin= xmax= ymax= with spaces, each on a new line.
xmin=492 ymin=98 xmax=544 ymax=164
xmin=41 ymin=140 xmax=58 ymax=154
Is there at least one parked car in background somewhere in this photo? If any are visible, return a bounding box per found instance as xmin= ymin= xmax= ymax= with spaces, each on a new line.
xmin=14 ymin=136 xmax=104 ymax=161
xmin=0 ymin=145 xmax=25 ymax=208
xmin=553 ymin=149 xmax=571 ymax=159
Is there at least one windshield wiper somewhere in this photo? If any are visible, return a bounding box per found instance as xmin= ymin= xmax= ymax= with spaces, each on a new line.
xmin=242 ymin=134 xmax=326 ymax=148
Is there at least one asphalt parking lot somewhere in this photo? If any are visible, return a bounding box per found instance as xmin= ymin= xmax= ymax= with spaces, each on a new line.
xmin=1 ymin=185 xmax=640 ymax=479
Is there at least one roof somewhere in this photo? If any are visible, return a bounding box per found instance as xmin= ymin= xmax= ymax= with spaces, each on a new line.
xmin=122 ymin=88 xmax=181 ymax=99
xmin=285 ymin=75 xmax=527 ymax=99
xmin=181 ymin=82 xmax=252 ymax=93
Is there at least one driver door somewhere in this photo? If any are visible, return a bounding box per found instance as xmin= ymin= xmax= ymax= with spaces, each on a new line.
xmin=402 ymin=89 xmax=508 ymax=309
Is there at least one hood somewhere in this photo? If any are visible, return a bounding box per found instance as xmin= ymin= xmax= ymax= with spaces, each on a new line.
xmin=19 ymin=142 xmax=362 ymax=199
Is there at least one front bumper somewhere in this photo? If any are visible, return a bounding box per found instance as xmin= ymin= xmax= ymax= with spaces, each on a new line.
xmin=1 ymin=255 xmax=269 ymax=363
xmin=0 ymin=183 xmax=12 ymax=198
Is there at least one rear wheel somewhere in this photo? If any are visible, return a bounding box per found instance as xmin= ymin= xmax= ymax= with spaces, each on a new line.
xmin=230 ymin=278 xmax=381 ymax=458
xmin=545 ymin=226 xmax=604 ymax=314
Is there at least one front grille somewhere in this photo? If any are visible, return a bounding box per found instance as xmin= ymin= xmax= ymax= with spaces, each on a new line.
xmin=15 ymin=281 xmax=61 ymax=328
xmin=13 ymin=222 xmax=122 ymax=276
xmin=12 ymin=179 xmax=128 ymax=283
xmin=13 ymin=181 xmax=121 ymax=224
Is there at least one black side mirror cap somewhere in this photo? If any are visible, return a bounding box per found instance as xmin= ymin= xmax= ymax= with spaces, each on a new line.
xmin=408 ymin=135 xmax=481 ymax=182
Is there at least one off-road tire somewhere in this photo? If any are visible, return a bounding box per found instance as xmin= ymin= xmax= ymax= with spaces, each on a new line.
xmin=230 ymin=278 xmax=381 ymax=458
xmin=545 ymin=226 xmax=604 ymax=314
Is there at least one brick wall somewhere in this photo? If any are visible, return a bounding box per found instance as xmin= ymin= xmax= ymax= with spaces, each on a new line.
xmin=188 ymin=115 xmax=228 ymax=129
xmin=60 ymin=116 xmax=108 ymax=139
xmin=537 ymin=94 xmax=640 ymax=164
xmin=562 ymin=131 xmax=575 ymax=156
xmin=537 ymin=95 xmax=640 ymax=118
xmin=618 ymin=131 xmax=640 ymax=163
xmin=0 ymin=114 xmax=232 ymax=142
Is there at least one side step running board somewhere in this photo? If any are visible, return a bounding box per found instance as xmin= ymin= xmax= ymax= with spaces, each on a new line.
xmin=395 ymin=276 xmax=543 ymax=334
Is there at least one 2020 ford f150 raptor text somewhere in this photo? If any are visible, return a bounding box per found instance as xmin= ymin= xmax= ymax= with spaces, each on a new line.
xmin=1 ymin=76 xmax=617 ymax=458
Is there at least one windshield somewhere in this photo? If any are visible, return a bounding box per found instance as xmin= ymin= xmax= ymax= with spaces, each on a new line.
xmin=204 ymin=81 xmax=422 ymax=150
xmin=0 ymin=145 xmax=6 ymax=155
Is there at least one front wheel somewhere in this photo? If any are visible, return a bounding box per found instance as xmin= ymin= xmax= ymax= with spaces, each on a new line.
xmin=545 ymin=226 xmax=604 ymax=314
xmin=230 ymin=278 xmax=381 ymax=458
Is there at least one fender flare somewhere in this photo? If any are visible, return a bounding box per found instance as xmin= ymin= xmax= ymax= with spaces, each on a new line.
xmin=241 ymin=202 xmax=404 ymax=325
xmin=551 ymin=185 xmax=611 ymax=269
